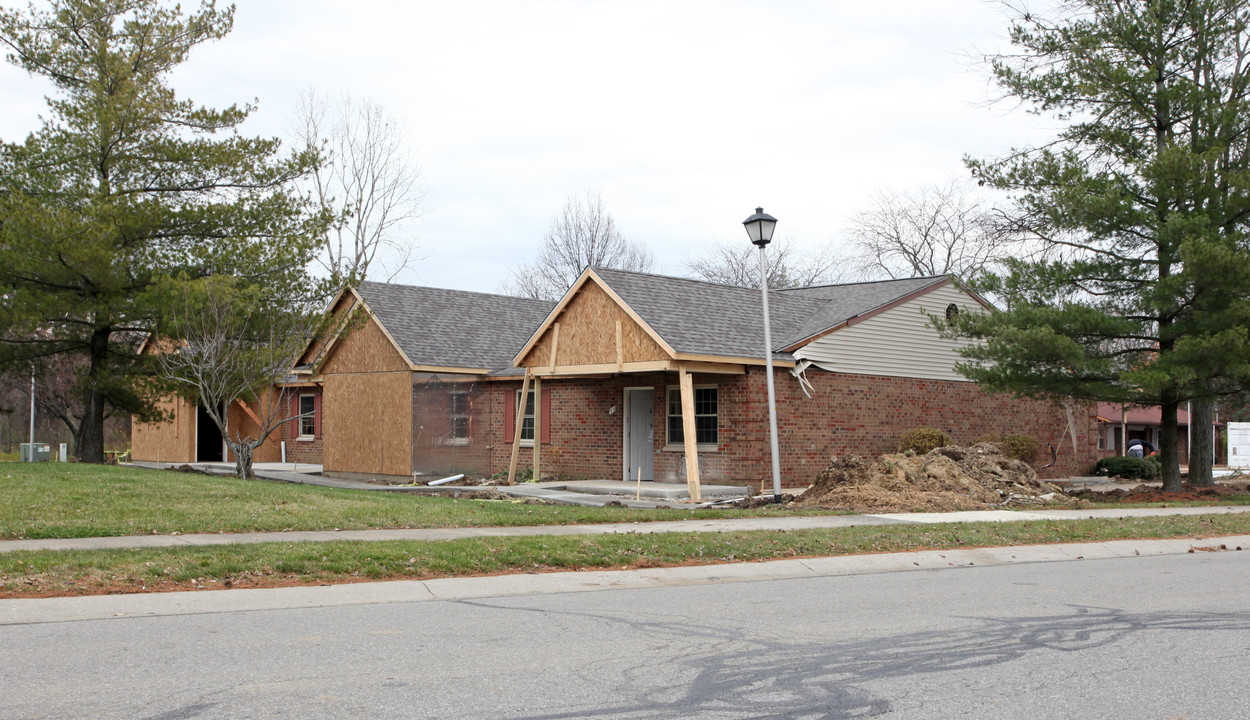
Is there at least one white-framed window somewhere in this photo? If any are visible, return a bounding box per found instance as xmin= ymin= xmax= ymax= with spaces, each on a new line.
xmin=515 ymin=388 xmax=535 ymax=446
xmin=298 ymin=394 xmax=316 ymax=439
xmin=448 ymin=391 xmax=470 ymax=445
xmin=666 ymin=386 xmax=717 ymax=448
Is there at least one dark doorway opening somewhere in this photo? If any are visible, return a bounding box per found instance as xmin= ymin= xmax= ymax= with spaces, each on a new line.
xmin=196 ymin=404 xmax=224 ymax=462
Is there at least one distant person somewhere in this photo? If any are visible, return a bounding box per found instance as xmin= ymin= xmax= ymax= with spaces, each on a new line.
xmin=1128 ymin=439 xmax=1145 ymax=458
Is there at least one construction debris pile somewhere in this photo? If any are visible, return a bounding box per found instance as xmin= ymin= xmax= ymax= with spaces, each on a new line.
xmin=795 ymin=442 xmax=1082 ymax=513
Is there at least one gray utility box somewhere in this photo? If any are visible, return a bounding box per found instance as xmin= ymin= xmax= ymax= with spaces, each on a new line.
xmin=19 ymin=443 xmax=51 ymax=462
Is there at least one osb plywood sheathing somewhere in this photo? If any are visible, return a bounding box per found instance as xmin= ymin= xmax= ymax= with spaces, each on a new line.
xmin=521 ymin=281 xmax=669 ymax=368
xmin=132 ymin=395 xmax=195 ymax=462
xmin=323 ymin=371 xmax=412 ymax=476
xmin=299 ymin=292 xmax=366 ymax=368
xmin=320 ymin=315 xmax=410 ymax=375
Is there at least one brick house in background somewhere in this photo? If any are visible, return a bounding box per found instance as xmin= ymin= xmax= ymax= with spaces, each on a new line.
xmin=1094 ymin=402 xmax=1225 ymax=464
xmin=133 ymin=268 xmax=1101 ymax=485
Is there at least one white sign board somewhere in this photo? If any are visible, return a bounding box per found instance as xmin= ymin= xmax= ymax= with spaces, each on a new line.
xmin=1228 ymin=422 xmax=1250 ymax=470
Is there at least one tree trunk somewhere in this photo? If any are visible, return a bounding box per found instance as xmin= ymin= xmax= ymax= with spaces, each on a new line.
xmin=1159 ymin=392 xmax=1183 ymax=493
xmin=1189 ymin=399 xmax=1215 ymax=487
xmin=228 ymin=440 xmax=254 ymax=479
xmin=76 ymin=327 xmax=111 ymax=463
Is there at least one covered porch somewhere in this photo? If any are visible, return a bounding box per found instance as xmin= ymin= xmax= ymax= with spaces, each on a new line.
xmin=504 ymin=270 xmax=789 ymax=501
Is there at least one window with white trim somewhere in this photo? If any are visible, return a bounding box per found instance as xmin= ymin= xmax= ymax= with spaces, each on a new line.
xmin=666 ymin=386 xmax=717 ymax=447
xmin=448 ymin=391 xmax=470 ymax=444
xmin=515 ymin=388 xmax=535 ymax=445
xmin=298 ymin=394 xmax=316 ymax=439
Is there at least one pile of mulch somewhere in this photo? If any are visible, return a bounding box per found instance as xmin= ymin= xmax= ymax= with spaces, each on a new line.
xmin=793 ymin=443 xmax=1083 ymax=513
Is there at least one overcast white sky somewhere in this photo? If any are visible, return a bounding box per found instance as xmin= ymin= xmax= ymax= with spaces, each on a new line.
xmin=0 ymin=0 xmax=1060 ymax=293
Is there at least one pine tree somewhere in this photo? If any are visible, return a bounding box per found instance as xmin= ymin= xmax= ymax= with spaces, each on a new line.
xmin=957 ymin=0 xmax=1250 ymax=492
xmin=0 ymin=0 xmax=326 ymax=461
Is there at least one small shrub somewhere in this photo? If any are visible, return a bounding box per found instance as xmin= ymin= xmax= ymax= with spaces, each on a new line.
xmin=1094 ymin=456 xmax=1159 ymax=480
xmin=898 ymin=427 xmax=950 ymax=454
xmin=999 ymin=434 xmax=1041 ymax=463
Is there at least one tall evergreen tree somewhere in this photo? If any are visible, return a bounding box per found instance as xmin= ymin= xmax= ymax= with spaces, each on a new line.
xmin=956 ymin=0 xmax=1250 ymax=492
xmin=0 ymin=0 xmax=325 ymax=462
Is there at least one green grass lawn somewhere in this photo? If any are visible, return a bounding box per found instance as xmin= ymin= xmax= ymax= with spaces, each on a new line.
xmin=2 ymin=513 xmax=1246 ymax=597
xmin=0 ymin=462 xmax=827 ymax=540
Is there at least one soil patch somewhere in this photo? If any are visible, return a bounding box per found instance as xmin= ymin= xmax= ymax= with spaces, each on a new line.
xmin=793 ymin=443 xmax=1082 ymax=513
xmin=1069 ymin=480 xmax=1250 ymax=504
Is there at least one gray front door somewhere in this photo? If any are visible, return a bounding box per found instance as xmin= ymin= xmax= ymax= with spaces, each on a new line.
xmin=626 ymin=388 xmax=654 ymax=482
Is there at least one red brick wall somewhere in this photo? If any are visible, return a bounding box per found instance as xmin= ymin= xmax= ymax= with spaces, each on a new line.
xmin=411 ymin=379 xmax=494 ymax=476
xmin=484 ymin=376 xmax=644 ymax=481
xmin=749 ymin=367 xmax=1099 ymax=483
xmin=278 ymin=388 xmax=323 ymax=464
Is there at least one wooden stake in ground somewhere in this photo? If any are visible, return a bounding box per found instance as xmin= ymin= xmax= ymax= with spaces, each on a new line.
xmin=532 ymin=375 xmax=542 ymax=484
xmin=506 ymin=371 xmax=532 ymax=485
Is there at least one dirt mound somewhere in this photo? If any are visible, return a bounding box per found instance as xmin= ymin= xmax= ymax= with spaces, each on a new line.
xmin=796 ymin=443 xmax=1080 ymax=513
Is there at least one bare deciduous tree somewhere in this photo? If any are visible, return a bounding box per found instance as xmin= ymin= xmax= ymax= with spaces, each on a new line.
xmin=848 ymin=183 xmax=1019 ymax=281
xmin=292 ymin=90 xmax=426 ymax=284
xmin=0 ymin=330 xmax=146 ymax=454
xmin=686 ymin=240 xmax=849 ymax=289
xmin=153 ymin=278 xmax=324 ymax=479
xmin=502 ymin=190 xmax=653 ymax=300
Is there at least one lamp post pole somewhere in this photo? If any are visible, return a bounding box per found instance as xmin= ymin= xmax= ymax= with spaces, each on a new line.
xmin=743 ymin=207 xmax=783 ymax=503
xmin=29 ymin=368 xmax=36 ymax=454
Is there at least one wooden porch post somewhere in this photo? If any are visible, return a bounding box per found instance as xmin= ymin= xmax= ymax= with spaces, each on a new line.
xmin=532 ymin=375 xmax=542 ymax=483
xmin=679 ymin=365 xmax=702 ymax=502
xmin=506 ymin=371 xmax=531 ymax=485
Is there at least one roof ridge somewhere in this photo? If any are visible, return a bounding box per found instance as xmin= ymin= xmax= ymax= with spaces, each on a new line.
xmin=358 ymin=280 xmax=555 ymax=308
xmin=777 ymin=274 xmax=948 ymax=293
xmin=590 ymin=266 xmax=770 ymax=293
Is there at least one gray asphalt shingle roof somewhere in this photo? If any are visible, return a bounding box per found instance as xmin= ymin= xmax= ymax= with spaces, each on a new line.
xmin=591 ymin=268 xmax=947 ymax=360
xmin=355 ymin=281 xmax=554 ymax=370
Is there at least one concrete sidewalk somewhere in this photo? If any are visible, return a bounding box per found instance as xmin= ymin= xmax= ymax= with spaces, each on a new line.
xmin=4 ymin=504 xmax=1249 ymax=554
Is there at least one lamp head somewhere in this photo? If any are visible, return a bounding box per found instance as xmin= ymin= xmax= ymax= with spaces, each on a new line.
xmin=743 ymin=207 xmax=777 ymax=247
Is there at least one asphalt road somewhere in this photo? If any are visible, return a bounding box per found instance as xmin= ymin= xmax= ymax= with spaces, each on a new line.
xmin=2 ymin=551 xmax=1248 ymax=719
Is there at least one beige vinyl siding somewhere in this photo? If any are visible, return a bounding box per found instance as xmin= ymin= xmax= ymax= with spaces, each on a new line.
xmin=793 ymin=284 xmax=984 ymax=381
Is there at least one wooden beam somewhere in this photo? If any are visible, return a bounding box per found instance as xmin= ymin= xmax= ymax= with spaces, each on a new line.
xmin=615 ymin=320 xmax=623 ymax=371
xmin=234 ymin=399 xmax=262 ymax=427
xmin=532 ymin=375 xmax=542 ymax=483
xmin=673 ymin=352 xmax=797 ymax=368
xmin=506 ymin=371 xmax=531 ymax=485
xmin=679 ymin=366 xmax=701 ymax=502
xmin=515 ymin=359 xmax=748 ymax=377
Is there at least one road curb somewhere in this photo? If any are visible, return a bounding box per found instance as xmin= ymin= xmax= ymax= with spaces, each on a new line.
xmin=5 ymin=534 xmax=1246 ymax=626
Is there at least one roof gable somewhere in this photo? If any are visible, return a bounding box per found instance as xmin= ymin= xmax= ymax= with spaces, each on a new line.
xmin=517 ymin=271 xmax=672 ymax=368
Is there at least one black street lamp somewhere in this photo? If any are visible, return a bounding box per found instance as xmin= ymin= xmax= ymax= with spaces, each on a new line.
xmin=743 ymin=207 xmax=782 ymax=503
